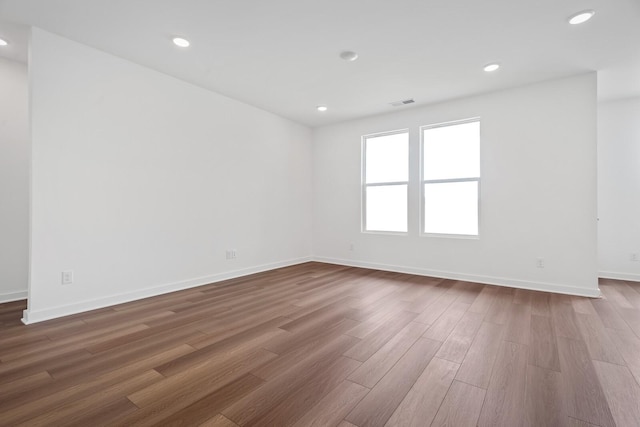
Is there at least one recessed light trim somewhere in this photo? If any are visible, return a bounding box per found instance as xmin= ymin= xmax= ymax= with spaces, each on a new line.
xmin=0 ymin=38 xmax=8 ymax=46
xmin=568 ymin=10 xmax=595 ymax=25
xmin=340 ymin=51 xmax=359 ymax=62
xmin=172 ymin=37 xmax=190 ymax=47
xmin=316 ymin=105 xmax=328 ymax=112
xmin=483 ymin=63 xmax=500 ymax=72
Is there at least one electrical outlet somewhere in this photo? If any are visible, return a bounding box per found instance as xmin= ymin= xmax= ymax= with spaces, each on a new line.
xmin=61 ymin=270 xmax=74 ymax=285
xmin=226 ymin=249 xmax=237 ymax=260
xmin=536 ymin=258 xmax=544 ymax=268
xmin=631 ymin=253 xmax=639 ymax=262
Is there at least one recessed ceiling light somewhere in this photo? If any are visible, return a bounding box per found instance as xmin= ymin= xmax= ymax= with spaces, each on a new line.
xmin=316 ymin=105 xmax=328 ymax=112
xmin=568 ymin=10 xmax=595 ymax=25
xmin=172 ymin=37 xmax=190 ymax=48
xmin=340 ymin=51 xmax=359 ymax=62
xmin=483 ymin=63 xmax=500 ymax=72
xmin=0 ymin=38 xmax=8 ymax=46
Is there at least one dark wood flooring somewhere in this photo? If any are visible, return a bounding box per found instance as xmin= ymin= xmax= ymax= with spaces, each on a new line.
xmin=1 ymin=262 xmax=640 ymax=426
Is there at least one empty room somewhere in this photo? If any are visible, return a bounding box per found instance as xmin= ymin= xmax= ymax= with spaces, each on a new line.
xmin=1 ymin=0 xmax=639 ymax=426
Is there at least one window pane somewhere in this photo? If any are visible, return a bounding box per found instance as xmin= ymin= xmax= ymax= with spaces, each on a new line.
xmin=423 ymin=121 xmax=479 ymax=180
xmin=365 ymin=132 xmax=409 ymax=184
xmin=424 ymin=181 xmax=478 ymax=235
xmin=366 ymin=185 xmax=407 ymax=232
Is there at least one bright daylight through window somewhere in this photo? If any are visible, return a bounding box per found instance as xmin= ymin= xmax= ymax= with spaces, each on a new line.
xmin=363 ymin=131 xmax=409 ymax=233
xmin=422 ymin=119 xmax=480 ymax=236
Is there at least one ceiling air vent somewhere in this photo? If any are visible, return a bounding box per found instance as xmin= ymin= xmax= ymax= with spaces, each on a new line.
xmin=389 ymin=98 xmax=415 ymax=107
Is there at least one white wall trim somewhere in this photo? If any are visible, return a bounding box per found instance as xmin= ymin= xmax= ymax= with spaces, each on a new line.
xmin=22 ymin=256 xmax=312 ymax=324
xmin=598 ymin=271 xmax=640 ymax=283
xmin=0 ymin=290 xmax=28 ymax=304
xmin=20 ymin=253 xmax=607 ymax=324
xmin=314 ymin=256 xmax=601 ymax=298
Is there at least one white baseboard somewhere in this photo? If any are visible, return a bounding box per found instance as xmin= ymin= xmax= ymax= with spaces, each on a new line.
xmin=22 ymin=256 xmax=312 ymax=324
xmin=20 ymin=254 xmax=604 ymax=324
xmin=598 ymin=271 xmax=640 ymax=283
xmin=0 ymin=290 xmax=28 ymax=304
xmin=313 ymin=256 xmax=601 ymax=298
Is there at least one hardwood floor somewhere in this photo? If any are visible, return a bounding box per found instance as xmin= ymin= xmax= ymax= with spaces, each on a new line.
xmin=1 ymin=263 xmax=640 ymax=426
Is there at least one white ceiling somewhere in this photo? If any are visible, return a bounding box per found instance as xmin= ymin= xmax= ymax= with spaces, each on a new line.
xmin=1 ymin=0 xmax=639 ymax=127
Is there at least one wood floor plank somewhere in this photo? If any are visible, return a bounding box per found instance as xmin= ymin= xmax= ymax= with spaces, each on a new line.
xmin=468 ymin=285 xmax=499 ymax=315
xmin=83 ymin=323 xmax=172 ymax=354
xmin=18 ymin=371 xmax=162 ymax=427
xmin=0 ymin=264 xmax=636 ymax=425
xmin=524 ymin=364 xmax=567 ymax=427
xmin=265 ymin=314 xmax=357 ymax=354
xmin=413 ymin=291 xmax=459 ymax=325
xmin=617 ymin=306 xmax=640 ymax=338
xmin=48 ymin=325 xmax=205 ymax=381
xmin=0 ymin=371 xmax=52 ymax=401
xmin=600 ymin=284 xmax=634 ymax=309
xmin=612 ymin=282 xmax=640 ymax=309
xmin=253 ymin=358 xmax=362 ymax=427
xmin=199 ymin=414 xmax=240 ymax=427
xmin=278 ymin=303 xmax=357 ymax=334
xmin=484 ymin=287 xmax=515 ymax=324
xmin=571 ymin=297 xmax=597 ymax=315
xmin=608 ymin=326 xmax=640 ymax=386
xmin=221 ymin=334 xmax=360 ymax=426
xmin=435 ymin=311 xmax=484 ymax=363
xmin=345 ymin=301 xmax=409 ymax=339
xmin=430 ymin=380 xmax=485 ymax=427
xmin=529 ymin=314 xmax=561 ymax=371
xmin=291 ymin=380 xmax=369 ymax=427
xmin=449 ymin=281 xmax=483 ymax=304
xmin=423 ymin=301 xmax=470 ymax=342
xmin=477 ymin=341 xmax=528 ymax=427
xmin=567 ymin=417 xmax=600 ymax=427
xmin=513 ymin=288 xmax=534 ymax=305
xmin=118 ymin=351 xmax=277 ymax=426
xmin=350 ymin=281 xmax=403 ymax=309
xmin=348 ymin=321 xmax=429 ymax=388
xmin=384 ymin=357 xmax=459 ymax=427
xmin=0 ymin=334 xmax=51 ymax=358
xmin=345 ymin=338 xmax=442 ymax=427
xmin=593 ymin=360 xmax=640 ymax=427
xmin=575 ymin=313 xmax=625 ymax=365
xmin=226 ymin=356 xmax=361 ymax=426
xmin=142 ymin=374 xmax=265 ymax=427
xmin=343 ymin=310 xmax=417 ymax=362
xmin=552 ymin=301 xmax=582 ymax=340
xmin=591 ymin=298 xmax=630 ymax=331
xmin=2 ymin=322 xmax=115 ymax=362
xmin=404 ymin=282 xmax=448 ymax=314
xmin=253 ymin=323 xmax=360 ymax=380
xmin=557 ymin=337 xmax=616 ymax=427
xmin=504 ymin=301 xmax=532 ymax=345
xmin=531 ymin=291 xmax=552 ymax=316
xmin=127 ymin=348 xmax=277 ymax=410
xmin=0 ymin=344 xmax=195 ymax=422
xmin=155 ymin=317 xmax=287 ymax=377
xmin=0 ymin=348 xmax=94 ymax=384
xmin=455 ymin=321 xmax=504 ymax=388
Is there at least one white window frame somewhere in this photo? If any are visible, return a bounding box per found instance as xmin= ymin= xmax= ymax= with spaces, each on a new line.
xmin=420 ymin=118 xmax=481 ymax=238
xmin=362 ymin=129 xmax=410 ymax=234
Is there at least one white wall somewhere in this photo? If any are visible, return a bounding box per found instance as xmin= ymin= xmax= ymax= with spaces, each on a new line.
xmin=598 ymin=97 xmax=640 ymax=281
xmin=313 ymin=74 xmax=599 ymax=296
xmin=0 ymin=57 xmax=29 ymax=303
xmin=26 ymin=28 xmax=312 ymax=323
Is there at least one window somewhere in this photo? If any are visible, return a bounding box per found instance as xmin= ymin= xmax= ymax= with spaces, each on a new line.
xmin=422 ymin=119 xmax=480 ymax=236
xmin=363 ymin=130 xmax=409 ymax=232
